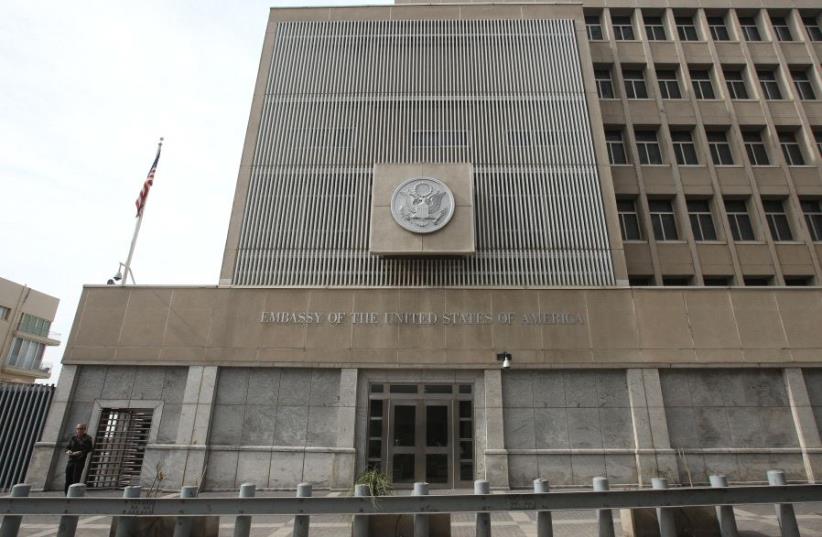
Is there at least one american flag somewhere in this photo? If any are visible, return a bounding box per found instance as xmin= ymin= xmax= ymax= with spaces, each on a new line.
xmin=135 ymin=139 xmax=163 ymax=217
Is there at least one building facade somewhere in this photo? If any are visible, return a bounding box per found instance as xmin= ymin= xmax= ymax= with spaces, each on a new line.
xmin=27 ymin=1 xmax=822 ymax=492
xmin=0 ymin=277 xmax=59 ymax=384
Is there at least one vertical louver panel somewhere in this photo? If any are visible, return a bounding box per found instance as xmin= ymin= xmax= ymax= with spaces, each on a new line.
xmin=234 ymin=19 xmax=615 ymax=287
xmin=0 ymin=382 xmax=54 ymax=491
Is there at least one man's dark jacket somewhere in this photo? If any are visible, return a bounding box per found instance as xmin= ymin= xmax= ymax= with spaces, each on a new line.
xmin=66 ymin=434 xmax=93 ymax=464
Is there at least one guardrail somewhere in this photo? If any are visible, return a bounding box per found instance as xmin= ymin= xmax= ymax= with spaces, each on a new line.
xmin=0 ymin=470 xmax=815 ymax=537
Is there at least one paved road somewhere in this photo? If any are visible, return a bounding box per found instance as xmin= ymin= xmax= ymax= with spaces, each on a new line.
xmin=5 ymin=489 xmax=822 ymax=536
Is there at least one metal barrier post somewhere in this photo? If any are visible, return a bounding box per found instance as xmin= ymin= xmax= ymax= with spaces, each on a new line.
xmin=652 ymin=478 xmax=676 ymax=537
xmin=0 ymin=483 xmax=30 ymax=537
xmin=172 ymin=485 xmax=198 ymax=537
xmin=352 ymin=483 xmax=370 ymax=537
xmin=113 ymin=486 xmax=141 ymax=537
xmin=414 ymin=482 xmax=429 ymax=537
xmin=593 ymin=477 xmax=615 ymax=537
xmin=475 ymin=480 xmax=491 ymax=537
xmin=709 ymin=475 xmax=739 ymax=537
xmin=292 ymin=483 xmax=312 ymax=537
xmin=233 ymin=483 xmax=256 ymax=537
xmin=768 ymin=470 xmax=800 ymax=537
xmin=533 ymin=479 xmax=553 ymax=537
xmin=55 ymin=483 xmax=86 ymax=537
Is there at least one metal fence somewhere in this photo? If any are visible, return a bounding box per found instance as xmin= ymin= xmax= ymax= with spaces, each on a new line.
xmin=0 ymin=470 xmax=818 ymax=537
xmin=0 ymin=382 xmax=54 ymax=491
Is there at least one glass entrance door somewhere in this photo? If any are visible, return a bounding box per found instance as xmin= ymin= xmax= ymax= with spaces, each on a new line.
xmin=369 ymin=382 xmax=474 ymax=488
xmin=387 ymin=401 xmax=452 ymax=486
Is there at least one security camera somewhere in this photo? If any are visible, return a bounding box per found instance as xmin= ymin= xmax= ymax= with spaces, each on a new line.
xmin=496 ymin=352 xmax=512 ymax=370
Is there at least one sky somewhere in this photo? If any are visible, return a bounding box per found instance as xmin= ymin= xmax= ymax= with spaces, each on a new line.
xmin=0 ymin=0 xmax=391 ymax=382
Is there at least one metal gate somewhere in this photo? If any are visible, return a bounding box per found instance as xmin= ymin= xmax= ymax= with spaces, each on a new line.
xmin=0 ymin=382 xmax=54 ymax=491
xmin=86 ymin=408 xmax=152 ymax=489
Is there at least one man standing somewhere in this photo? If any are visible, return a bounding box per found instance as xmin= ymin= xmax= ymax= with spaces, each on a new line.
xmin=65 ymin=423 xmax=93 ymax=494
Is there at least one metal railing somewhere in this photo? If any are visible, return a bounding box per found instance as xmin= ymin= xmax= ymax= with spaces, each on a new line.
xmin=0 ymin=470 xmax=816 ymax=537
xmin=0 ymin=382 xmax=54 ymax=491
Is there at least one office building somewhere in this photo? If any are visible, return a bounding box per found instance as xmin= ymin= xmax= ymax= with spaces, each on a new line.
xmin=27 ymin=1 xmax=822 ymax=491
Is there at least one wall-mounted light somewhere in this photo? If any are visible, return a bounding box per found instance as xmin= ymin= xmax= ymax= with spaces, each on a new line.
xmin=496 ymin=351 xmax=512 ymax=370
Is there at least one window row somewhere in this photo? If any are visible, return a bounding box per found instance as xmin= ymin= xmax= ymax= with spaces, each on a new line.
xmin=628 ymin=274 xmax=815 ymax=286
xmin=18 ymin=313 xmax=51 ymax=338
xmin=594 ymin=64 xmax=819 ymax=102
xmin=586 ymin=10 xmax=822 ymax=44
xmin=605 ymin=126 xmax=822 ymax=167
xmin=5 ymin=337 xmax=46 ymax=371
xmin=617 ymin=196 xmax=822 ymax=243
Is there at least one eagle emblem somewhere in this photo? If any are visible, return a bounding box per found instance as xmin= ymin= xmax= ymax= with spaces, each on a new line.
xmin=390 ymin=177 xmax=455 ymax=234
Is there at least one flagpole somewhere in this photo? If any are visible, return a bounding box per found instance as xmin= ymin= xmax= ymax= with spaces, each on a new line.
xmin=120 ymin=137 xmax=163 ymax=286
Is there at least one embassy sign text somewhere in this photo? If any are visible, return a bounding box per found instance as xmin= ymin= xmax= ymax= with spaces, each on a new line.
xmin=259 ymin=311 xmax=584 ymax=326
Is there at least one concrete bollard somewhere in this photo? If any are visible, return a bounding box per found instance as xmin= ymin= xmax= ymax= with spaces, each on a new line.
xmin=475 ymin=480 xmax=491 ymax=537
xmin=56 ymin=483 xmax=86 ymax=537
xmin=292 ymin=483 xmax=312 ymax=537
xmin=593 ymin=477 xmax=615 ymax=537
xmin=352 ymin=483 xmax=370 ymax=537
xmin=172 ymin=485 xmax=198 ymax=537
xmin=113 ymin=486 xmax=141 ymax=537
xmin=233 ymin=483 xmax=256 ymax=537
xmin=414 ymin=482 xmax=430 ymax=537
xmin=709 ymin=475 xmax=739 ymax=537
xmin=651 ymin=478 xmax=676 ymax=537
xmin=0 ymin=483 xmax=31 ymax=537
xmin=768 ymin=470 xmax=800 ymax=537
xmin=534 ymin=479 xmax=553 ymax=537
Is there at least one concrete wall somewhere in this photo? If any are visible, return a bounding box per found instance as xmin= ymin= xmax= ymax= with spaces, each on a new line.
xmin=203 ymin=367 xmax=355 ymax=490
xmin=47 ymin=365 xmax=187 ymax=491
xmin=660 ymin=369 xmax=804 ymax=482
xmin=502 ymin=370 xmax=637 ymax=486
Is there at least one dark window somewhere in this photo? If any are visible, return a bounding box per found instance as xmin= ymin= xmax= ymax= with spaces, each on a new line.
xmin=779 ymin=132 xmax=805 ymax=165
xmin=803 ymin=16 xmax=822 ymax=41
xmin=690 ymin=69 xmax=716 ymax=99
xmin=86 ymin=408 xmax=153 ymax=489
xmin=792 ymin=70 xmax=816 ymax=100
xmin=802 ymin=199 xmax=822 ymax=241
xmin=635 ymin=130 xmax=663 ymax=164
xmin=707 ymin=130 xmax=734 ymax=165
xmin=763 ymin=199 xmax=793 ymax=241
xmin=704 ymin=276 xmax=732 ymax=286
xmin=595 ymin=68 xmax=615 ymax=98
xmin=606 ymin=129 xmax=628 ymax=164
xmin=785 ymin=276 xmax=813 ymax=286
xmin=649 ymin=199 xmax=678 ymax=240
xmin=623 ymin=69 xmax=648 ymax=99
xmin=672 ymin=130 xmax=699 ymax=165
xmin=612 ymin=16 xmax=635 ymax=40
xmin=663 ymin=277 xmax=691 ymax=286
xmin=617 ymin=199 xmax=642 ymax=240
xmin=758 ymin=69 xmax=783 ymax=99
xmin=629 ymin=276 xmax=653 ymax=285
xmin=739 ymin=17 xmax=762 ymax=41
xmin=771 ymin=16 xmax=793 ymax=41
xmin=586 ymin=15 xmax=604 ymax=40
xmin=724 ymin=69 xmax=749 ymax=99
xmin=657 ymin=69 xmax=682 ymax=98
xmin=676 ymin=16 xmax=699 ymax=41
xmin=743 ymin=131 xmax=770 ymax=165
xmin=709 ymin=16 xmax=730 ymax=41
xmin=744 ymin=276 xmax=772 ymax=286
xmin=644 ymin=15 xmax=667 ymax=40
xmin=688 ymin=200 xmax=718 ymax=240
xmin=725 ymin=199 xmax=756 ymax=240
xmin=817 ymin=131 xmax=822 ymax=157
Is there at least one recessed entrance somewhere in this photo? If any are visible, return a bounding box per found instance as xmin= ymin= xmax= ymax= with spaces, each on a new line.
xmin=367 ymin=383 xmax=474 ymax=488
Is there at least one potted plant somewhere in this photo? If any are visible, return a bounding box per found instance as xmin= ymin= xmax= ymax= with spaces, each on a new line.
xmin=352 ymin=470 xmax=450 ymax=537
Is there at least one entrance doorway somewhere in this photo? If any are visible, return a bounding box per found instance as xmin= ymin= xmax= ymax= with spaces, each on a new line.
xmin=366 ymin=383 xmax=474 ymax=488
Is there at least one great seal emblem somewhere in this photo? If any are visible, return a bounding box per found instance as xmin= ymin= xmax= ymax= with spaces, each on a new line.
xmin=390 ymin=177 xmax=455 ymax=234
